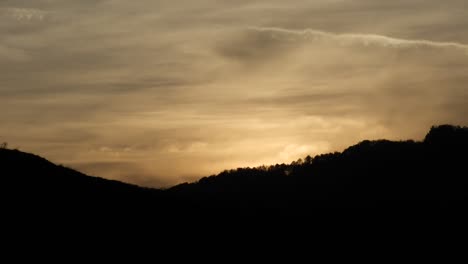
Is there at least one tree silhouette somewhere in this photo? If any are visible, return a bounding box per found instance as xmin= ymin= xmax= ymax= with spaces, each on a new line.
xmin=1 ymin=125 xmax=467 ymax=212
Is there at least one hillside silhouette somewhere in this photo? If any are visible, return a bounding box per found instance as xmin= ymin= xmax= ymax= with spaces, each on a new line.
xmin=2 ymin=125 xmax=467 ymax=211
xmin=0 ymin=148 xmax=164 ymax=211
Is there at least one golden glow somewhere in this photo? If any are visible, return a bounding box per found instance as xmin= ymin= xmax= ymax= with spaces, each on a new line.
xmin=1 ymin=1 xmax=468 ymax=187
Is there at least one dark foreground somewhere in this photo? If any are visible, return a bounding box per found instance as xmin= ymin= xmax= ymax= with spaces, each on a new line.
xmin=2 ymin=125 xmax=467 ymax=215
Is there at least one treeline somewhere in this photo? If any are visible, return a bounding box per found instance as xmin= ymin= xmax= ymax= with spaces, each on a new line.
xmin=169 ymin=125 xmax=468 ymax=208
xmin=1 ymin=125 xmax=467 ymax=211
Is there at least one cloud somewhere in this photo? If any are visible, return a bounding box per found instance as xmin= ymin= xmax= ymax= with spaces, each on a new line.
xmin=1 ymin=1 xmax=468 ymax=187
xmin=0 ymin=7 xmax=47 ymax=21
xmin=0 ymin=44 xmax=29 ymax=61
xmin=249 ymin=27 xmax=468 ymax=53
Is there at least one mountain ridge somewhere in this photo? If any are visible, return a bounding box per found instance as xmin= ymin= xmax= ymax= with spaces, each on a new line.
xmin=1 ymin=124 xmax=467 ymax=210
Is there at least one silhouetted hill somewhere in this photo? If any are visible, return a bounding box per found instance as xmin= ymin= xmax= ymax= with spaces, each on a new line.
xmin=1 ymin=125 xmax=467 ymax=211
xmin=0 ymin=148 xmax=162 ymax=210
xmin=168 ymin=125 xmax=468 ymax=209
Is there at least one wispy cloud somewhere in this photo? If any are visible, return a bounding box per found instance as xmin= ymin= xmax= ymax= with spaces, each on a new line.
xmin=250 ymin=27 xmax=468 ymax=54
xmin=1 ymin=7 xmax=47 ymax=21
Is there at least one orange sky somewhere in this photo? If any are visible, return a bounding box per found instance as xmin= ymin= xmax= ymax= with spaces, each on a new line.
xmin=1 ymin=1 xmax=468 ymax=187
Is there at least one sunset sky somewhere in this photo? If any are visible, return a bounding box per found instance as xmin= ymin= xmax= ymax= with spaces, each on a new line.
xmin=1 ymin=1 xmax=467 ymax=187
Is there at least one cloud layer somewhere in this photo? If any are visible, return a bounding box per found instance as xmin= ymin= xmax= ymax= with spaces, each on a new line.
xmin=1 ymin=1 xmax=468 ymax=187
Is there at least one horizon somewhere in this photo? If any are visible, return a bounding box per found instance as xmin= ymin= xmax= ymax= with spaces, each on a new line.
xmin=1 ymin=1 xmax=468 ymax=187
xmin=0 ymin=124 xmax=455 ymax=188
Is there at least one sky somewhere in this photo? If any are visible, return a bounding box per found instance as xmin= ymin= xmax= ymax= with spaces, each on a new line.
xmin=1 ymin=0 xmax=468 ymax=187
